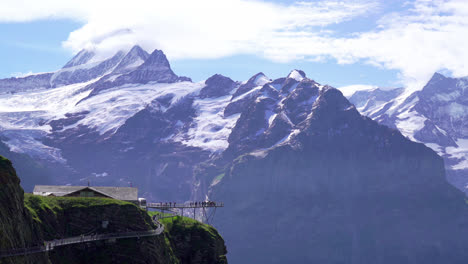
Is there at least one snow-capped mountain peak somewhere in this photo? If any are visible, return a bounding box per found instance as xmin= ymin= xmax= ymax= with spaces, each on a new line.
xmin=231 ymin=72 xmax=270 ymax=99
xmin=287 ymin=69 xmax=306 ymax=81
xmin=62 ymin=49 xmax=95 ymax=69
xmin=1 ymin=47 xmax=467 ymax=203
xmin=250 ymin=72 xmax=270 ymax=86
xmin=346 ymin=72 xmax=468 ymax=195
xmin=199 ymin=74 xmax=237 ymax=99
xmin=50 ymin=50 xmax=126 ymax=88
xmin=141 ymin=49 xmax=171 ymax=68
xmin=111 ymin=45 xmax=150 ymax=74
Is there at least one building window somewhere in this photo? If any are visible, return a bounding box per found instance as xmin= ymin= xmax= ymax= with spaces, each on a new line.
xmin=80 ymin=191 xmax=95 ymax=197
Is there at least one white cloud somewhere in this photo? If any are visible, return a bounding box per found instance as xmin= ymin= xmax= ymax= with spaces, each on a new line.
xmin=1 ymin=0 xmax=468 ymax=89
xmin=331 ymin=0 xmax=468 ymax=90
xmin=0 ymin=0 xmax=376 ymax=59
xmin=63 ymin=0 xmax=377 ymax=61
xmin=258 ymin=0 xmax=468 ymax=90
xmin=0 ymin=0 xmax=88 ymax=22
xmin=338 ymin=84 xmax=378 ymax=98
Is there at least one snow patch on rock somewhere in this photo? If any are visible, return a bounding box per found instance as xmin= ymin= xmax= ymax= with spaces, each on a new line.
xmin=175 ymin=94 xmax=241 ymax=152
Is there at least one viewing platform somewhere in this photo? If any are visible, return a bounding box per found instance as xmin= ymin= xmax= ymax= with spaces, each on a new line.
xmin=147 ymin=201 xmax=224 ymax=209
xmin=147 ymin=201 xmax=224 ymax=224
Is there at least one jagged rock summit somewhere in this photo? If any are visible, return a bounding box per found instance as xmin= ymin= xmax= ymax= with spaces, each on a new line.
xmin=199 ymin=74 xmax=237 ymax=99
xmin=111 ymin=45 xmax=150 ymax=74
xmin=0 ymin=45 xmax=190 ymax=96
xmin=84 ymin=46 xmax=191 ymax=98
xmin=62 ymin=49 xmax=96 ymax=68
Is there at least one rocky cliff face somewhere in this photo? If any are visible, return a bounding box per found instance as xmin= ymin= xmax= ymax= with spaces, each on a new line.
xmin=0 ymin=141 xmax=53 ymax=192
xmin=162 ymin=217 xmax=227 ymax=264
xmin=0 ymin=156 xmax=49 ymax=264
xmin=207 ymin=88 xmax=468 ymax=264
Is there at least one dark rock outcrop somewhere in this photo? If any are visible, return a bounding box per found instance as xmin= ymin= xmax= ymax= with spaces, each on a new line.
xmin=208 ymin=88 xmax=468 ymax=264
xmin=231 ymin=72 xmax=269 ymax=99
xmin=163 ymin=217 xmax=227 ymax=264
xmin=0 ymin=141 xmax=53 ymax=192
xmin=199 ymin=75 xmax=236 ymax=99
xmin=226 ymin=97 xmax=276 ymax=156
xmin=282 ymin=79 xmax=319 ymax=124
xmin=0 ymin=73 xmax=53 ymax=93
xmin=0 ymin=156 xmax=49 ymax=264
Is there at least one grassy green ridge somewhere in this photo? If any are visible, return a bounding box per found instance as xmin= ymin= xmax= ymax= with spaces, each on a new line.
xmin=23 ymin=194 xmax=154 ymax=239
xmin=22 ymin=194 xmax=176 ymax=263
xmin=160 ymin=216 xmax=228 ymax=264
xmin=24 ymin=194 xmax=131 ymax=223
xmin=21 ymin=193 xmax=227 ymax=263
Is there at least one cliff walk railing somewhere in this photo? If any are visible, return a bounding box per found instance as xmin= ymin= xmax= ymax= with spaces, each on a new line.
xmin=148 ymin=202 xmax=224 ymax=224
xmin=147 ymin=202 xmax=224 ymax=209
xmin=0 ymin=224 xmax=164 ymax=259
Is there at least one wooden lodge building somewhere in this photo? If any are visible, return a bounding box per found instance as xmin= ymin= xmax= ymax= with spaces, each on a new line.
xmin=33 ymin=185 xmax=141 ymax=204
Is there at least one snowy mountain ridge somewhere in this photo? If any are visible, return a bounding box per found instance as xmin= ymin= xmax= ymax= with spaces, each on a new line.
xmin=345 ymin=73 xmax=468 ymax=193
xmin=0 ymin=46 xmax=321 ymax=169
xmin=1 ymin=45 xmax=466 ymax=199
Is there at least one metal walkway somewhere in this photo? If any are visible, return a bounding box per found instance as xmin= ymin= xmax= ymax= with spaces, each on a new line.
xmin=0 ymin=224 xmax=164 ymax=259
xmin=147 ymin=202 xmax=224 ymax=209
xmin=1 ymin=202 xmax=225 ymax=258
xmin=148 ymin=202 xmax=224 ymax=224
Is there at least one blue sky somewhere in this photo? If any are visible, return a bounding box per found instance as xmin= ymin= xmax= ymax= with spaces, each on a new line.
xmin=0 ymin=20 xmax=80 ymax=76
xmin=171 ymin=55 xmax=399 ymax=87
xmin=0 ymin=0 xmax=467 ymax=90
xmin=0 ymin=18 xmax=398 ymax=87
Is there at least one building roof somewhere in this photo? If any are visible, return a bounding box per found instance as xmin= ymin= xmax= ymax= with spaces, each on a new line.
xmin=33 ymin=185 xmax=138 ymax=201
